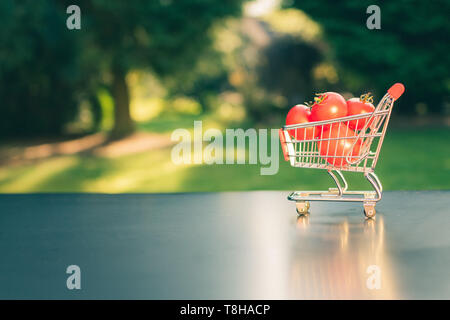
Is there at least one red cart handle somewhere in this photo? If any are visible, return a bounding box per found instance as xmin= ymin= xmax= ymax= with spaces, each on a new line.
xmin=279 ymin=129 xmax=290 ymax=162
xmin=387 ymin=83 xmax=405 ymax=100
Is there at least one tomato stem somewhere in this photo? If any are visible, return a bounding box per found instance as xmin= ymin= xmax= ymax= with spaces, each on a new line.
xmin=360 ymin=92 xmax=374 ymax=104
xmin=304 ymin=100 xmax=313 ymax=108
xmin=313 ymin=93 xmax=326 ymax=104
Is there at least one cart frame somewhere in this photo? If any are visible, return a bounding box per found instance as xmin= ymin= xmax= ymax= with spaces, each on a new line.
xmin=279 ymin=83 xmax=405 ymax=218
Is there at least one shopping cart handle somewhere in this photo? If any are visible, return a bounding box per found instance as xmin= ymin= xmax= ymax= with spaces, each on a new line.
xmin=387 ymin=83 xmax=405 ymax=100
xmin=279 ymin=129 xmax=290 ymax=162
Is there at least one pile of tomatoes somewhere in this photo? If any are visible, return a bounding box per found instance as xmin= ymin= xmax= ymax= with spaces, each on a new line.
xmin=285 ymin=92 xmax=375 ymax=166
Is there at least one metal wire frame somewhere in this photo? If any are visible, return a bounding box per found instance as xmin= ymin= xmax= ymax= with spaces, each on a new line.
xmin=281 ymin=93 xmax=394 ymax=173
xmin=279 ymin=83 xmax=404 ymax=217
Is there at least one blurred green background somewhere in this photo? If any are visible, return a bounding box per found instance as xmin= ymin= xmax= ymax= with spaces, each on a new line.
xmin=0 ymin=0 xmax=449 ymax=193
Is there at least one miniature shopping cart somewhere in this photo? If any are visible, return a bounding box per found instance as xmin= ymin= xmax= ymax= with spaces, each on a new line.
xmin=279 ymin=83 xmax=405 ymax=218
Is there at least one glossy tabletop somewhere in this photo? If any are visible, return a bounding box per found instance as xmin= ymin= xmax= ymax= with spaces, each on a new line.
xmin=0 ymin=191 xmax=449 ymax=299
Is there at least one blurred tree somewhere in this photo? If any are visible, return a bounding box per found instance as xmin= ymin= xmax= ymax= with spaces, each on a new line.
xmin=163 ymin=46 xmax=231 ymax=113
xmin=70 ymin=0 xmax=244 ymax=138
xmin=290 ymin=0 xmax=450 ymax=114
xmin=257 ymin=34 xmax=323 ymax=106
xmin=0 ymin=0 xmax=97 ymax=137
xmin=0 ymin=0 xmax=244 ymax=138
xmin=219 ymin=16 xmax=328 ymax=124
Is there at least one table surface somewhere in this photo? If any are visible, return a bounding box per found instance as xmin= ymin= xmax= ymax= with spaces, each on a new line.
xmin=0 ymin=191 xmax=449 ymax=299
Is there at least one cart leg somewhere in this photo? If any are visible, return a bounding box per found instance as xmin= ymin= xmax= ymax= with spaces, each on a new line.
xmin=365 ymin=172 xmax=382 ymax=201
xmin=368 ymin=171 xmax=383 ymax=193
xmin=363 ymin=172 xmax=382 ymax=219
xmin=335 ymin=170 xmax=348 ymax=192
xmin=296 ymin=201 xmax=310 ymax=215
xmin=328 ymin=170 xmax=344 ymax=196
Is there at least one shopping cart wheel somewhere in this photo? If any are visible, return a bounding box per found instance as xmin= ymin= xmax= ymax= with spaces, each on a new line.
xmin=363 ymin=203 xmax=376 ymax=219
xmin=296 ymin=201 xmax=310 ymax=215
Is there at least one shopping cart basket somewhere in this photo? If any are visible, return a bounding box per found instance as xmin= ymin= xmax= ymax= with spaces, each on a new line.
xmin=279 ymin=83 xmax=405 ymax=218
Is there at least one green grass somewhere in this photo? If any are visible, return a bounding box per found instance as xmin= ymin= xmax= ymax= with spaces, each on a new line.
xmin=0 ymin=121 xmax=448 ymax=193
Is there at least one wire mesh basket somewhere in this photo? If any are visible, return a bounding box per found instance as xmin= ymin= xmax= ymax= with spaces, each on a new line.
xmin=279 ymin=83 xmax=405 ymax=218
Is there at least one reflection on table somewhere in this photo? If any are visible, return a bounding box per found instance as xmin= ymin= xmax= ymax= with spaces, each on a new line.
xmin=289 ymin=215 xmax=397 ymax=299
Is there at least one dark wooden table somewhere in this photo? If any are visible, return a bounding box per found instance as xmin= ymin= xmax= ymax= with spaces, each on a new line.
xmin=0 ymin=191 xmax=449 ymax=299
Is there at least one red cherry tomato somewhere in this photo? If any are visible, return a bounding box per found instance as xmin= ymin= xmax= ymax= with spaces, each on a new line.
xmin=310 ymin=92 xmax=347 ymax=125
xmin=346 ymin=94 xmax=375 ymax=130
xmin=286 ymin=104 xmax=320 ymax=140
xmin=318 ymin=123 xmax=361 ymax=166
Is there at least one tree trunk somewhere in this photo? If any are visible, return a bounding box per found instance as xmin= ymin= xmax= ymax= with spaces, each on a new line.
xmin=111 ymin=68 xmax=134 ymax=139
